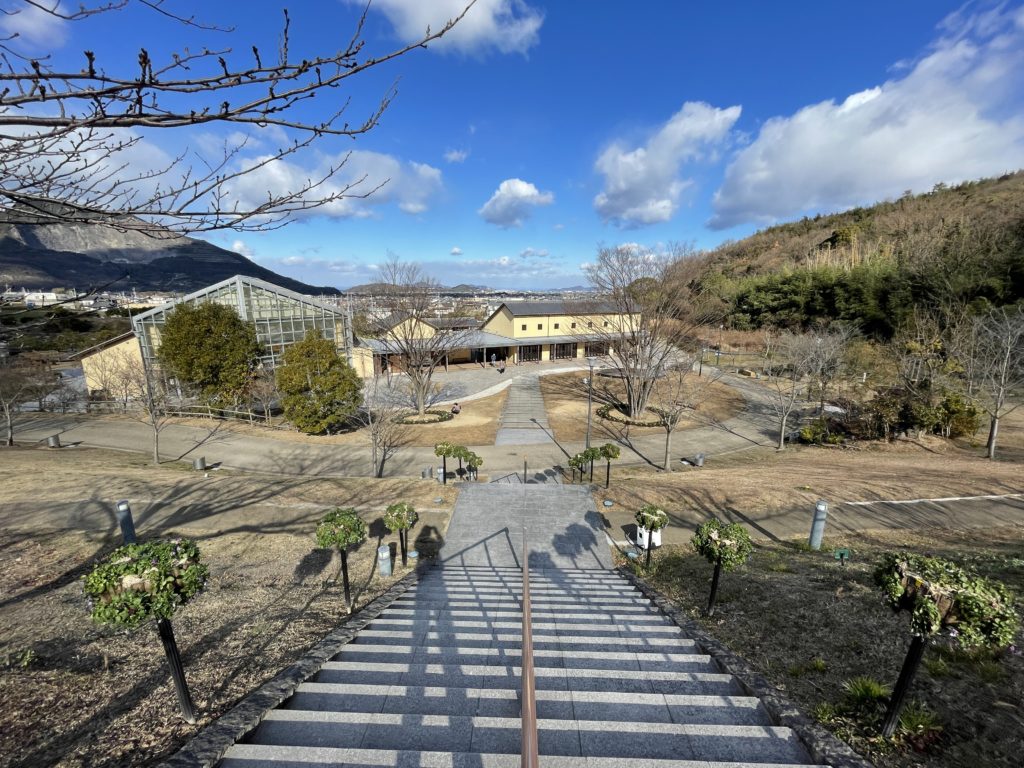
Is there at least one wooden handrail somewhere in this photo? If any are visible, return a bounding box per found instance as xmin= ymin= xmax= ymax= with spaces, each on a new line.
xmin=521 ymin=533 xmax=539 ymax=768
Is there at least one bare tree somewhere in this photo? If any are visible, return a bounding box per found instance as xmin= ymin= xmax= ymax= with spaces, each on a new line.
xmin=648 ymin=355 xmax=719 ymax=470
xmin=805 ymin=326 xmax=856 ymax=414
xmin=121 ymin=356 xmax=172 ymax=464
xmin=375 ymin=256 xmax=471 ymax=416
xmin=972 ymin=306 xmax=1024 ymax=460
xmin=359 ymin=374 xmax=412 ymax=477
xmin=581 ymin=244 xmax=718 ymax=419
xmin=0 ymin=362 xmax=34 ymax=445
xmin=248 ymin=367 xmax=279 ymax=425
xmin=763 ymin=330 xmax=818 ymax=450
xmin=0 ymin=1 xmax=472 ymax=233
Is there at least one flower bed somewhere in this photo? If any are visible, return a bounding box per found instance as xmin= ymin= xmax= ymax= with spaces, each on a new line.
xmin=597 ymin=403 xmax=663 ymax=428
xmin=398 ymin=409 xmax=454 ymax=424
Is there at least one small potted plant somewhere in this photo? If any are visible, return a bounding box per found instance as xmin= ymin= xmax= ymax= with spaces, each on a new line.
xmin=635 ymin=504 xmax=669 ymax=549
xmin=83 ymin=539 xmax=208 ymax=723
xmin=316 ymin=507 xmax=367 ymax=612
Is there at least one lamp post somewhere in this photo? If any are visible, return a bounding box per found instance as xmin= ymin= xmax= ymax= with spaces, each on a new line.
xmin=716 ymin=324 xmax=724 ymax=365
xmin=585 ymin=356 xmax=596 ymax=449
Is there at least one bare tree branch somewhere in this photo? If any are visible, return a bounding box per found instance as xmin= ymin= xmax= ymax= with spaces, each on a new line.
xmin=0 ymin=0 xmax=475 ymax=233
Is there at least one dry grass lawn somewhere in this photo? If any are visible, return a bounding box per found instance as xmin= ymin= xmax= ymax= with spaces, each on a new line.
xmin=629 ymin=528 xmax=1024 ymax=768
xmin=172 ymin=388 xmax=508 ymax=448
xmin=540 ymin=371 xmax=744 ymax=443
xmin=593 ymin=438 xmax=1024 ymax=544
xmin=0 ymin=447 xmax=457 ymax=768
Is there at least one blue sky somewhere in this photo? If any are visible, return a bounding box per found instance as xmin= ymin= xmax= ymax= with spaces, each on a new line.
xmin=5 ymin=1 xmax=1024 ymax=290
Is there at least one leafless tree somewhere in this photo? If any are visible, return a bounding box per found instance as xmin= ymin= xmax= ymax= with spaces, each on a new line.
xmin=805 ymin=326 xmax=856 ymax=414
xmin=648 ymin=355 xmax=719 ymax=470
xmin=0 ymin=1 xmax=472 ymax=233
xmin=248 ymin=367 xmax=279 ymax=425
xmin=120 ymin=355 xmax=172 ymax=463
xmin=763 ymin=330 xmax=819 ymax=450
xmin=972 ymin=306 xmax=1024 ymax=460
xmin=580 ymin=244 xmax=719 ymax=419
xmin=359 ymin=374 xmax=412 ymax=477
xmin=0 ymin=361 xmax=34 ymax=444
xmin=374 ymin=256 xmax=472 ymax=416
xmin=84 ymin=346 xmax=144 ymax=410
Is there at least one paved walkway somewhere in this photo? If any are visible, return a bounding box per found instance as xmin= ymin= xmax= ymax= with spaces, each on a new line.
xmin=494 ymin=374 xmax=552 ymax=446
xmin=439 ymin=485 xmax=613 ymax=570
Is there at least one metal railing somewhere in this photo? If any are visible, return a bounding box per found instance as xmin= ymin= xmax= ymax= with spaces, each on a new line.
xmin=521 ymin=532 xmax=538 ymax=768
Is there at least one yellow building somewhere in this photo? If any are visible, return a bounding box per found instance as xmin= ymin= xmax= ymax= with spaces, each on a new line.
xmin=361 ymin=300 xmax=631 ymax=372
xmin=78 ymin=332 xmax=146 ymax=400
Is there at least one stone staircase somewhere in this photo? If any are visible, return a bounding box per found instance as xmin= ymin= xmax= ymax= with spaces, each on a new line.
xmin=495 ymin=375 xmax=553 ymax=446
xmin=219 ymin=565 xmax=826 ymax=767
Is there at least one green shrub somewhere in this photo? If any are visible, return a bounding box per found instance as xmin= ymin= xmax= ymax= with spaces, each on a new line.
xmin=83 ymin=540 xmax=208 ymax=629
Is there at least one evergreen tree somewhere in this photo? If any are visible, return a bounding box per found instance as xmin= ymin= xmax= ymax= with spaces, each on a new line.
xmin=277 ymin=331 xmax=363 ymax=434
xmin=158 ymin=302 xmax=261 ymax=406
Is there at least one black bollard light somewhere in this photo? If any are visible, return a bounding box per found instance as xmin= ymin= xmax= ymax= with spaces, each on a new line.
xmin=115 ymin=500 xmax=138 ymax=544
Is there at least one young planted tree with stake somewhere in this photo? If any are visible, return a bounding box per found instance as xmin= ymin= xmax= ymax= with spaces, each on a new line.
xmin=384 ymin=502 xmax=418 ymax=567
xmin=874 ymin=552 xmax=1019 ymax=738
xmin=691 ymin=519 xmax=753 ymax=617
xmin=316 ymin=508 xmax=367 ymax=614
xmin=83 ymin=539 xmax=208 ymax=723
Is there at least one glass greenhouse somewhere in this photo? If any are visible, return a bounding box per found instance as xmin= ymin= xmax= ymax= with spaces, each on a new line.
xmin=132 ymin=275 xmax=351 ymax=371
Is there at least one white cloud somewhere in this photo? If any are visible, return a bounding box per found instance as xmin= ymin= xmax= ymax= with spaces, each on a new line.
xmin=479 ymin=178 xmax=553 ymax=228
xmin=444 ymin=148 xmax=469 ymax=163
xmin=0 ymin=3 xmax=68 ymax=50
xmin=231 ymin=240 xmax=255 ymax=259
xmin=594 ymin=102 xmax=741 ymax=228
xmin=224 ymin=150 xmax=443 ymax=221
xmin=450 ymin=246 xmax=463 ymax=256
xmin=363 ymin=0 xmax=543 ymax=55
xmin=710 ymin=4 xmax=1024 ymax=229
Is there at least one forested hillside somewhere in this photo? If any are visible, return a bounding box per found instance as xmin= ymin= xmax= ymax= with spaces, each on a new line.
xmin=697 ymin=172 xmax=1024 ymax=338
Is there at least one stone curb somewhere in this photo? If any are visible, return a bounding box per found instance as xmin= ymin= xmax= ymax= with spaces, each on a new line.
xmin=158 ymin=568 xmax=424 ymax=768
xmin=617 ymin=567 xmax=875 ymax=768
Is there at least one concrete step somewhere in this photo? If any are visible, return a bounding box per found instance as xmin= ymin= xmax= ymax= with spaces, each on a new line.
xmin=385 ymin=604 xmax=666 ymax=619
xmin=284 ymin=683 xmax=772 ymax=725
xmin=387 ymin=598 xmax=651 ymax=610
xmin=354 ymin=629 xmax=692 ymax=651
xmin=364 ymin=618 xmax=683 ymax=636
xmin=239 ymin=711 xmax=812 ymax=763
xmin=313 ymin=661 xmax=743 ymax=695
xmin=221 ymin=744 xmax=822 ymax=768
xmin=336 ymin=644 xmax=716 ymax=673
xmin=372 ymin=611 xmax=673 ymax=628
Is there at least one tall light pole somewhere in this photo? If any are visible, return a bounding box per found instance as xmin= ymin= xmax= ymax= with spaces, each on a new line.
xmin=585 ymin=356 xmax=596 ymax=449
xmin=716 ymin=324 xmax=724 ymax=365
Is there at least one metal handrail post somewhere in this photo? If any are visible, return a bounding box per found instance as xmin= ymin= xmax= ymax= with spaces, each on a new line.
xmin=520 ymin=531 xmax=538 ymax=768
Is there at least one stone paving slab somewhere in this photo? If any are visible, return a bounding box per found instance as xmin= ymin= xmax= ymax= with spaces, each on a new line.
xmin=439 ymin=485 xmax=613 ymax=569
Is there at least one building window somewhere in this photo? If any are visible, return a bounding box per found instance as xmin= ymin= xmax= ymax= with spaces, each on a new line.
xmin=554 ymin=323 xmax=560 ymax=330
xmin=571 ymin=322 xmax=576 ymax=329
xmin=537 ymin=323 xmax=543 ymax=330
xmin=587 ymin=321 xmax=593 ymax=328
xmin=604 ymin=321 xmax=609 ymax=327
xmin=521 ymin=324 xmax=527 ymax=331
